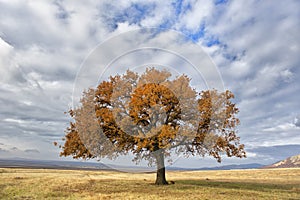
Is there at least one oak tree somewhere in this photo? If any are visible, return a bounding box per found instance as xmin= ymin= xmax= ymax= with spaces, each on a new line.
xmin=58 ymin=68 xmax=245 ymax=185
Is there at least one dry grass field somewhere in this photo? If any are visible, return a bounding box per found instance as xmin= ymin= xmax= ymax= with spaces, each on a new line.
xmin=0 ymin=168 xmax=299 ymax=199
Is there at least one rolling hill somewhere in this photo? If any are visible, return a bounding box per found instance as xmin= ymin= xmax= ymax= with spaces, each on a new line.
xmin=264 ymin=154 xmax=300 ymax=168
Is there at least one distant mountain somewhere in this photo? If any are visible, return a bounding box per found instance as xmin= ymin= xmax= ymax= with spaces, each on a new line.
xmin=0 ymin=158 xmax=264 ymax=171
xmin=167 ymin=163 xmax=264 ymax=171
xmin=264 ymin=154 xmax=300 ymax=168
xmin=0 ymin=158 xmax=154 ymax=172
xmin=0 ymin=158 xmax=111 ymax=170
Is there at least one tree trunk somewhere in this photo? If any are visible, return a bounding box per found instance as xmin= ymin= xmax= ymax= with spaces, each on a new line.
xmin=154 ymin=151 xmax=168 ymax=185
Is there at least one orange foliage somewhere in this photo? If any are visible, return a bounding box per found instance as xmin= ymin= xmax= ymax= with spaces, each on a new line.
xmin=59 ymin=68 xmax=245 ymax=165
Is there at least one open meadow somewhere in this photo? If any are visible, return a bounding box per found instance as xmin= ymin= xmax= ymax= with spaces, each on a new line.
xmin=0 ymin=168 xmax=299 ymax=200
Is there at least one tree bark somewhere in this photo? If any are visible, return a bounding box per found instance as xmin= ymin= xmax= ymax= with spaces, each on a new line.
xmin=154 ymin=151 xmax=168 ymax=185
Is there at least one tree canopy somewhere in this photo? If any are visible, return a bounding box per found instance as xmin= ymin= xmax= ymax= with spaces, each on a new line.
xmin=58 ymin=68 xmax=246 ymax=185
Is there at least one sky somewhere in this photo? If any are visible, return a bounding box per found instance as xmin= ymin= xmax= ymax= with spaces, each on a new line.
xmin=0 ymin=0 xmax=300 ymax=168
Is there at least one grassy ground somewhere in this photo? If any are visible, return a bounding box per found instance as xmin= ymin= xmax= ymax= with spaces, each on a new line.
xmin=0 ymin=168 xmax=299 ymax=200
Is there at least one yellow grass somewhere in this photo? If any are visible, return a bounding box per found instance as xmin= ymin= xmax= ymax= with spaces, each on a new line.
xmin=0 ymin=168 xmax=299 ymax=199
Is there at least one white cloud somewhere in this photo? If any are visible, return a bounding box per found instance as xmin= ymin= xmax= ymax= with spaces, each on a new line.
xmin=295 ymin=116 xmax=300 ymax=127
xmin=263 ymin=123 xmax=300 ymax=132
xmin=240 ymin=66 xmax=294 ymax=97
xmin=176 ymin=0 xmax=213 ymax=31
xmin=0 ymin=37 xmax=26 ymax=83
xmin=140 ymin=1 xmax=174 ymax=27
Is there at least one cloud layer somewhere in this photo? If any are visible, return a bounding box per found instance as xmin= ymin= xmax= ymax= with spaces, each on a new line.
xmin=0 ymin=0 xmax=299 ymax=166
